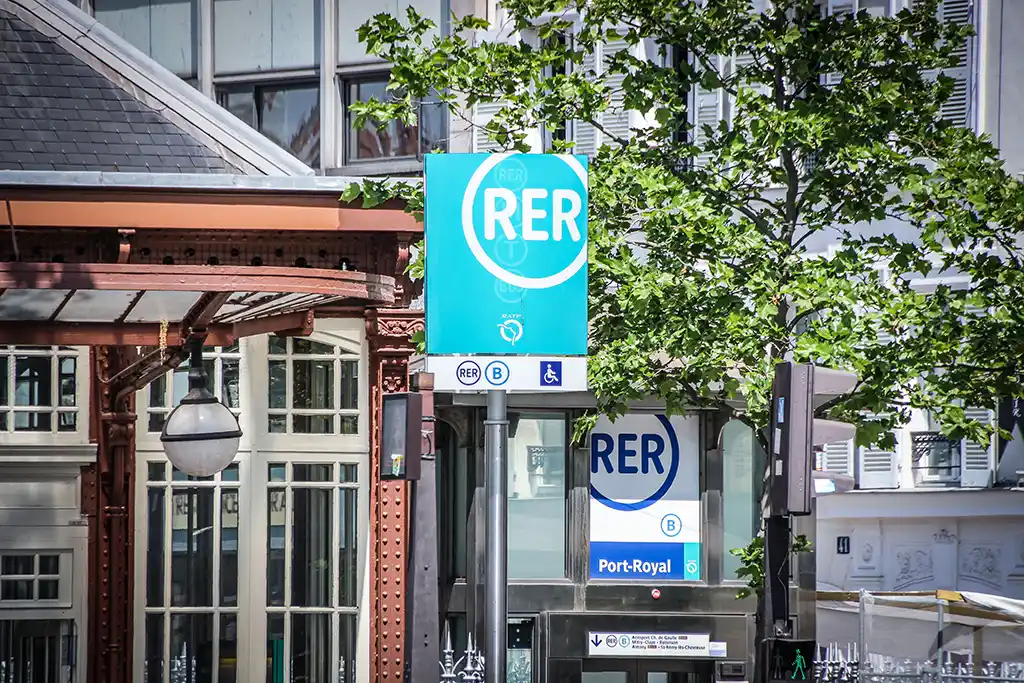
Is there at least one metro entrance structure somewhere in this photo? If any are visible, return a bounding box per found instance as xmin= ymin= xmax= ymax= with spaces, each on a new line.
xmin=0 ymin=172 xmax=423 ymax=683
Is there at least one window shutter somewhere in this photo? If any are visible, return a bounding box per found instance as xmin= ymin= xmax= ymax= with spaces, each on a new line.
xmin=472 ymin=30 xmax=514 ymax=153
xmin=601 ymin=35 xmax=634 ymax=144
xmin=692 ymin=54 xmax=724 ymax=166
xmin=821 ymin=440 xmax=854 ymax=476
xmin=823 ymin=2 xmax=855 ymax=86
xmin=573 ymin=45 xmax=599 ymax=156
xmin=857 ymin=413 xmax=899 ymax=489
xmin=960 ymin=407 xmax=994 ymax=487
xmin=938 ymin=0 xmax=973 ymax=127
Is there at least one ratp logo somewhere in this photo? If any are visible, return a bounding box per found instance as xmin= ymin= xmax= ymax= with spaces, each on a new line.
xmin=462 ymin=154 xmax=588 ymax=290
xmin=497 ymin=317 xmax=523 ymax=345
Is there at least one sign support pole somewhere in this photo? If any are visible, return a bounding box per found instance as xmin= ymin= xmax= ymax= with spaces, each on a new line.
xmin=484 ymin=388 xmax=508 ymax=683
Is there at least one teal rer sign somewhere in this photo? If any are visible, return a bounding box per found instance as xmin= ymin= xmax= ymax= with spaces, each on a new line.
xmin=424 ymin=153 xmax=589 ymax=356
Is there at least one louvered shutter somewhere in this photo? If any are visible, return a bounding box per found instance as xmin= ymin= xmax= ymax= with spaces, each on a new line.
xmin=824 ymin=2 xmax=855 ymax=87
xmin=960 ymin=407 xmax=994 ymax=487
xmin=821 ymin=440 xmax=854 ymax=476
xmin=728 ymin=51 xmax=771 ymax=123
xmin=573 ymin=45 xmax=599 ymax=156
xmin=937 ymin=0 xmax=973 ymax=127
xmin=601 ymin=35 xmax=633 ymax=144
xmin=693 ymin=54 xmax=724 ymax=166
xmin=857 ymin=413 xmax=900 ymax=489
xmin=472 ymin=30 xmax=514 ymax=153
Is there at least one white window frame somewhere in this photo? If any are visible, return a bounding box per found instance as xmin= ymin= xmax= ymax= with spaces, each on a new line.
xmin=0 ymin=346 xmax=89 ymax=446
xmin=0 ymin=550 xmax=73 ymax=609
xmin=264 ymin=334 xmax=363 ymax=443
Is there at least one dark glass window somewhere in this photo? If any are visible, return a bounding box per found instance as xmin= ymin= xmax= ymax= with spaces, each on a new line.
xmin=218 ymin=83 xmax=321 ymax=167
xmin=345 ymin=76 xmax=445 ymax=162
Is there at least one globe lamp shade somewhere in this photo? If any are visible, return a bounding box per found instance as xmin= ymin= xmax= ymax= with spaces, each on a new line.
xmin=160 ymin=386 xmax=242 ymax=477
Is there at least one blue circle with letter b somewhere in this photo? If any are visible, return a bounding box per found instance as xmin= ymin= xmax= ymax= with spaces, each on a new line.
xmin=660 ymin=513 xmax=682 ymax=538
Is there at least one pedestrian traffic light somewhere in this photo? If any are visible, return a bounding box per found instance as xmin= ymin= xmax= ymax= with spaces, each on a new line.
xmin=768 ymin=362 xmax=858 ymax=516
xmin=763 ymin=638 xmax=815 ymax=683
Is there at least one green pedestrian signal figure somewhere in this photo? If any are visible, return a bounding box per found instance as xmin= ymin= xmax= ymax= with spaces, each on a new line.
xmin=791 ymin=649 xmax=808 ymax=680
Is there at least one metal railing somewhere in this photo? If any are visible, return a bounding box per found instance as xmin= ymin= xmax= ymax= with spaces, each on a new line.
xmin=0 ymin=619 xmax=75 ymax=683
xmin=818 ymin=590 xmax=1024 ymax=683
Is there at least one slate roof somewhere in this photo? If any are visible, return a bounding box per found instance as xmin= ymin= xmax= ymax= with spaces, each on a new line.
xmin=0 ymin=0 xmax=313 ymax=176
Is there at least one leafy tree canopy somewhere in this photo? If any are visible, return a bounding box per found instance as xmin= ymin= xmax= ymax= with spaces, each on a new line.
xmin=350 ymin=0 xmax=1024 ymax=450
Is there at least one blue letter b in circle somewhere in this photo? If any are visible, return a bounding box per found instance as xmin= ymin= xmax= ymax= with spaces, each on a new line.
xmin=661 ymin=514 xmax=682 ymax=538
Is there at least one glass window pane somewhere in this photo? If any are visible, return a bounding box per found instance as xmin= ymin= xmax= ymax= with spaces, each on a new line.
xmin=220 ymin=614 xmax=238 ymax=683
xmin=339 ymin=416 xmax=358 ymax=435
xmin=1 ymin=555 xmax=34 ymax=575
xmin=350 ymin=80 xmax=419 ymax=160
xmin=149 ymin=412 xmax=167 ymax=433
xmin=268 ymin=335 xmax=288 ymax=354
xmin=269 ymin=464 xmax=287 ymax=482
xmin=291 ymin=488 xmax=332 ymax=607
xmin=267 ymin=490 xmax=286 ymax=606
xmin=170 ymin=613 xmax=214 ymax=682
xmin=339 ymin=464 xmax=357 ymax=483
xmin=294 ymin=464 xmax=332 ymax=482
xmin=58 ymin=357 xmax=76 ymax=406
xmin=267 ymin=614 xmax=286 ymax=683
xmin=268 ymin=361 xmax=287 ymax=409
xmin=170 ymin=488 xmax=215 ymax=606
xmin=292 ymin=613 xmax=331 ymax=683
xmin=144 ymin=613 xmax=164 ymax=683
xmin=221 ymin=490 xmax=239 ymax=607
xmin=222 ymin=357 xmax=241 ymax=409
xmin=57 ymin=412 xmax=76 ymax=433
xmin=339 ymin=360 xmax=358 ymax=410
xmin=221 ymin=463 xmax=240 ymax=482
xmin=213 ymin=0 xmax=318 ymax=73
xmin=0 ymin=579 xmax=32 ymax=600
xmin=339 ymin=614 xmax=357 ymax=683
xmin=148 ymin=462 xmax=167 ymax=481
xmin=259 ymin=84 xmax=321 ymax=167
xmin=293 ymin=338 xmax=335 ymax=355
xmin=38 ymin=555 xmax=59 ymax=575
xmin=171 ymin=367 xmax=190 ymax=406
xmin=507 ymin=415 xmax=566 ymax=578
xmin=419 ymin=97 xmax=447 ymax=155
xmin=94 ymin=0 xmax=197 ymax=77
xmin=37 ymin=579 xmax=58 ymax=600
xmin=147 ymin=488 xmax=165 ymax=607
xmin=293 ymin=360 xmax=334 ymax=410
xmin=269 ymin=415 xmax=287 ymax=433
xmin=149 ymin=373 xmax=168 ymax=408
xmin=0 ymin=356 xmax=8 ymax=406
xmin=14 ymin=411 xmax=50 ymax=432
xmin=293 ymin=414 xmax=334 ymax=434
xmin=722 ymin=420 xmax=764 ymax=580
xmin=15 ymin=356 xmax=52 ymax=407
xmin=339 ymin=487 xmax=358 ymax=606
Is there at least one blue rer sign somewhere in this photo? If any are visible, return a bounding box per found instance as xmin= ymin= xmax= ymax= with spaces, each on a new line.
xmin=589 ymin=414 xmax=701 ymax=581
xmin=424 ymin=153 xmax=588 ymax=356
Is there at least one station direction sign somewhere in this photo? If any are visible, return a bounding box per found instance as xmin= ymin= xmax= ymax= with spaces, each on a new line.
xmin=424 ymin=153 xmax=588 ymax=392
xmin=425 ymin=355 xmax=587 ymax=393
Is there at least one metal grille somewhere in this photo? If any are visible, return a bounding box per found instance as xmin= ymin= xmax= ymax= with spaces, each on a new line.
xmin=0 ymin=619 xmax=75 ymax=683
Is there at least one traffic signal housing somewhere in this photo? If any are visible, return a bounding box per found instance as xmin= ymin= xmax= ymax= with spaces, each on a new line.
xmin=763 ymin=638 xmax=816 ymax=683
xmin=769 ymin=362 xmax=858 ymax=516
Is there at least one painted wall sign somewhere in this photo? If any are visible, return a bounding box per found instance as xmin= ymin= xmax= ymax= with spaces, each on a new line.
xmin=589 ymin=413 xmax=701 ymax=580
xmin=424 ymin=153 xmax=589 ymax=356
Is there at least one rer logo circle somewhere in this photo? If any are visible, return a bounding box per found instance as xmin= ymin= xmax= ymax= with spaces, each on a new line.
xmin=590 ymin=414 xmax=681 ymax=512
xmin=456 ymin=361 xmax=481 ymax=387
xmin=484 ymin=361 xmax=510 ymax=386
xmin=462 ymin=153 xmax=588 ymax=291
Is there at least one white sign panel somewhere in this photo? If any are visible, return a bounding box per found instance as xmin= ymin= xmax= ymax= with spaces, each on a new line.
xmin=589 ymin=414 xmax=701 ymax=580
xmin=588 ymin=632 xmax=711 ymax=657
xmin=426 ymin=355 xmax=587 ymax=393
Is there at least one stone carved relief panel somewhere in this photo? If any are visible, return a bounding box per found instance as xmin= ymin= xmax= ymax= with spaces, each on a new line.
xmin=958 ymin=545 xmax=1003 ymax=591
xmin=890 ymin=545 xmax=935 ymax=590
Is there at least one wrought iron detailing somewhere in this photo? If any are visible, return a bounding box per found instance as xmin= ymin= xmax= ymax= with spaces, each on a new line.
xmin=439 ymin=628 xmax=485 ymax=682
xmin=816 ymin=643 xmax=1024 ymax=683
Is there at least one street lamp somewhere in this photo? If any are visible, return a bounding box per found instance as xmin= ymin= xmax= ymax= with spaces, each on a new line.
xmin=160 ymin=338 xmax=242 ymax=477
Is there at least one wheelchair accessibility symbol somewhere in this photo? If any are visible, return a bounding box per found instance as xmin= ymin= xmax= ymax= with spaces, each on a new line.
xmin=660 ymin=513 xmax=682 ymax=538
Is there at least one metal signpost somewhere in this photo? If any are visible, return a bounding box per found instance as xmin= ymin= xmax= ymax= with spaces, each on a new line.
xmin=424 ymin=153 xmax=589 ymax=683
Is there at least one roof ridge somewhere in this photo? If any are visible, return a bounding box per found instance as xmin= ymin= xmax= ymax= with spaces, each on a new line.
xmin=2 ymin=0 xmax=315 ymax=177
